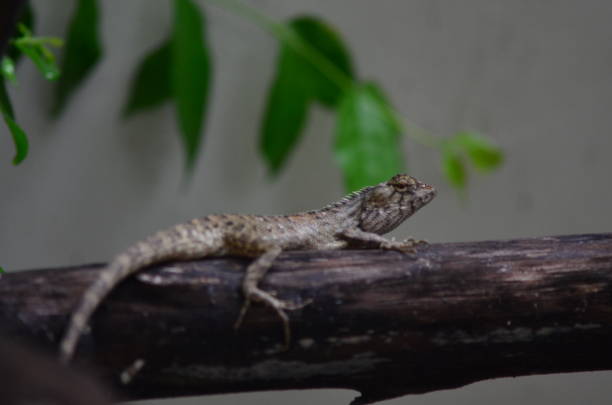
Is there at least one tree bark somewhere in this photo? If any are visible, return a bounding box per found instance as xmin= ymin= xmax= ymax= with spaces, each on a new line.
xmin=1 ymin=233 xmax=612 ymax=404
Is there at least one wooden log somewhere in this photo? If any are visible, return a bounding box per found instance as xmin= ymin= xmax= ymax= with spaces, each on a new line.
xmin=1 ymin=233 xmax=612 ymax=404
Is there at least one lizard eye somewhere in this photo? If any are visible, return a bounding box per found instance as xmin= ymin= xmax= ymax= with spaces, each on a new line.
xmin=394 ymin=183 xmax=408 ymax=192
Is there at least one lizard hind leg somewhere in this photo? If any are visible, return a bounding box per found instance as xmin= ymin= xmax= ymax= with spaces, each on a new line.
xmin=233 ymin=246 xmax=311 ymax=349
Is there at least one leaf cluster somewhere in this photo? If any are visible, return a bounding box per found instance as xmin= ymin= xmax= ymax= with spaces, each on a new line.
xmin=442 ymin=132 xmax=503 ymax=190
xmin=124 ymin=0 xmax=211 ymax=171
xmin=1 ymin=0 xmax=503 ymax=193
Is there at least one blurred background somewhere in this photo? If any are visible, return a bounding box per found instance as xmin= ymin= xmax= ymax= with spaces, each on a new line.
xmin=1 ymin=1 xmax=612 ymax=404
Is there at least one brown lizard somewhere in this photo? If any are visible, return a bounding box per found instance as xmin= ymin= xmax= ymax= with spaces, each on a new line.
xmin=59 ymin=174 xmax=436 ymax=363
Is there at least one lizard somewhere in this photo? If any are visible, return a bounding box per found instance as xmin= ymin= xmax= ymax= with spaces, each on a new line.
xmin=59 ymin=174 xmax=436 ymax=363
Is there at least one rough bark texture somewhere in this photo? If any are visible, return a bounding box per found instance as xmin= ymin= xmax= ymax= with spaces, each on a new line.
xmin=1 ymin=233 xmax=612 ymax=404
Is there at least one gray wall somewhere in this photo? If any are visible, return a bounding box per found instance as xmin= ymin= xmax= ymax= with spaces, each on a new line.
xmin=2 ymin=1 xmax=612 ymax=404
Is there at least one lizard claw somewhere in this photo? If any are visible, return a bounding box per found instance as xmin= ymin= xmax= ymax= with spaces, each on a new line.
xmin=233 ymin=299 xmax=252 ymax=331
xmin=234 ymin=288 xmax=312 ymax=350
xmin=412 ymin=238 xmax=429 ymax=246
xmin=280 ymin=297 xmax=313 ymax=311
xmin=271 ymin=297 xmax=313 ymax=350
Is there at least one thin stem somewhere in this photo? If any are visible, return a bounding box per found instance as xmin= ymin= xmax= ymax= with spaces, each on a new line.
xmin=14 ymin=37 xmax=63 ymax=47
xmin=278 ymin=26 xmax=353 ymax=92
xmin=399 ymin=118 xmax=443 ymax=148
xmin=204 ymin=0 xmax=352 ymax=92
xmin=204 ymin=0 xmax=279 ymax=34
xmin=204 ymin=0 xmax=441 ymax=148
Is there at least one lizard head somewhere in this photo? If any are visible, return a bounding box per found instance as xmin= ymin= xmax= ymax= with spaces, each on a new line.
xmin=359 ymin=174 xmax=436 ymax=234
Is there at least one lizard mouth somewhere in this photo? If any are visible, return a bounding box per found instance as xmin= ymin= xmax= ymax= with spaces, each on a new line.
xmin=414 ymin=185 xmax=436 ymax=207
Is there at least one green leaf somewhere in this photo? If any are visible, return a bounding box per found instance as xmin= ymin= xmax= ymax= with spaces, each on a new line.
xmin=0 ymin=266 xmax=5 ymax=274
xmin=0 ymin=78 xmax=15 ymax=117
xmin=259 ymin=44 xmax=310 ymax=174
xmin=290 ymin=16 xmax=353 ymax=107
xmin=123 ymin=41 xmax=172 ymax=117
xmin=334 ymin=82 xmax=405 ymax=191
xmin=13 ymin=32 xmax=61 ymax=81
xmin=1 ymin=57 xmax=16 ymax=83
xmin=19 ymin=50 xmax=58 ymax=80
xmin=1 ymin=79 xmax=29 ymax=165
xmin=3 ymin=113 xmax=29 ymax=165
xmin=172 ymin=0 xmax=212 ymax=171
xmin=260 ymin=16 xmax=353 ymax=175
xmin=442 ymin=148 xmax=466 ymax=189
xmin=52 ymin=0 xmax=102 ymax=116
xmin=453 ymin=131 xmax=503 ymax=172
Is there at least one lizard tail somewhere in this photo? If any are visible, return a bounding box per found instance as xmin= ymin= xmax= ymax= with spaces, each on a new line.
xmin=59 ymin=252 xmax=149 ymax=363
xmin=59 ymin=234 xmax=218 ymax=363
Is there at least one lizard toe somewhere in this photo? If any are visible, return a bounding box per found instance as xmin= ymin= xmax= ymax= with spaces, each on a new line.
xmin=280 ymin=297 xmax=313 ymax=311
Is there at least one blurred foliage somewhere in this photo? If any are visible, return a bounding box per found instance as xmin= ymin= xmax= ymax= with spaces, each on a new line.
xmin=170 ymin=0 xmax=212 ymax=171
xmin=260 ymin=16 xmax=353 ymax=174
xmin=2 ymin=0 xmax=503 ymax=192
xmin=6 ymin=5 xmax=34 ymax=64
xmin=124 ymin=0 xmax=212 ymax=171
xmin=51 ymin=0 xmax=101 ymax=116
xmin=12 ymin=24 xmax=62 ymax=81
xmin=1 ymin=5 xmax=60 ymax=165
xmin=442 ymin=131 xmax=503 ymax=190
xmin=335 ymin=82 xmax=405 ymax=191
xmin=1 ymin=57 xmax=17 ymax=83
xmin=123 ymin=41 xmax=171 ymax=116
xmin=0 ymin=80 xmax=28 ymax=164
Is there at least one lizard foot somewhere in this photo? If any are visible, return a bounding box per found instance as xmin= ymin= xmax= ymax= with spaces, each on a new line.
xmin=234 ymin=288 xmax=312 ymax=350
xmin=382 ymin=238 xmax=428 ymax=253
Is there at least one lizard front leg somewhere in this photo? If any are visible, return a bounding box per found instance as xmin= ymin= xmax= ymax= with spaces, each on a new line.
xmin=234 ymin=246 xmax=309 ymax=349
xmin=339 ymin=228 xmax=427 ymax=253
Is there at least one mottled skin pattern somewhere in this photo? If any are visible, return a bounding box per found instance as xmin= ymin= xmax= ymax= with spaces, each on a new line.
xmin=59 ymin=174 xmax=436 ymax=363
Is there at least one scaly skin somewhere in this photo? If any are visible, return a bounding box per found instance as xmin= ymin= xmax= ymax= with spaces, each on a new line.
xmin=59 ymin=174 xmax=436 ymax=363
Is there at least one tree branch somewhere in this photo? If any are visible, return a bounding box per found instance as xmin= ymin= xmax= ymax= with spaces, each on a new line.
xmin=2 ymin=233 xmax=612 ymax=404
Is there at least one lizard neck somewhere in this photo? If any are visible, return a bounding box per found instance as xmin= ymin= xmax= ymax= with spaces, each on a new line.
xmin=307 ymin=186 xmax=372 ymax=222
